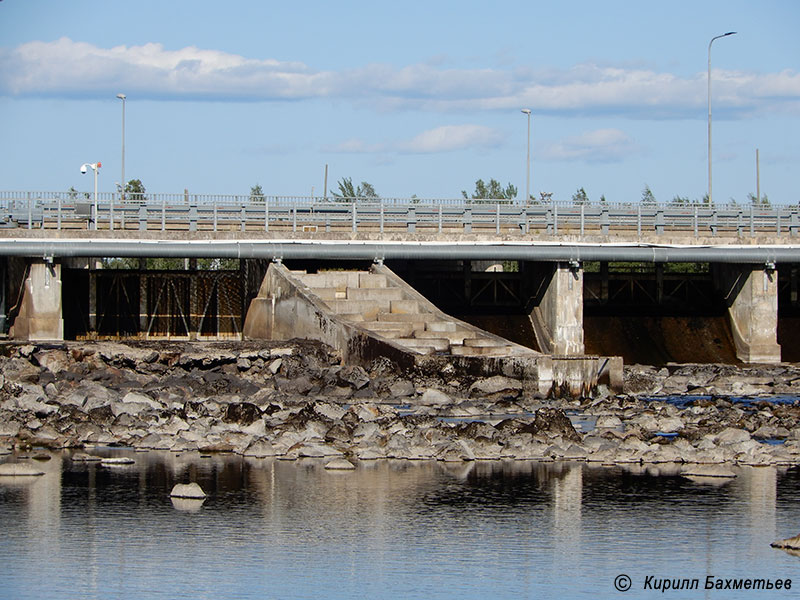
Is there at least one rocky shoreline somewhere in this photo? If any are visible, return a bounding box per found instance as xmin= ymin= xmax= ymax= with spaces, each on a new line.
xmin=1 ymin=340 xmax=800 ymax=469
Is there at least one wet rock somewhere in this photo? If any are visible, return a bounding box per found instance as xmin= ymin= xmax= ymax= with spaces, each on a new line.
xmin=518 ymin=408 xmax=581 ymax=443
xmin=170 ymin=482 xmax=206 ymax=499
xmin=242 ymin=438 xmax=276 ymax=458
xmin=222 ymin=402 xmax=261 ymax=426
xmin=771 ymin=534 xmax=800 ymax=551
xmin=324 ymin=458 xmax=356 ymax=470
xmin=715 ymin=428 xmax=752 ymax=445
xmin=419 ymin=388 xmax=452 ymax=406
xmin=468 ymin=376 xmax=522 ymax=401
xmin=388 ymin=379 xmax=415 ymax=398
xmin=337 ymin=366 xmax=370 ymax=390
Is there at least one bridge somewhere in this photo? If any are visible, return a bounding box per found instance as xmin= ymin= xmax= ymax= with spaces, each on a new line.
xmin=2 ymin=191 xmax=799 ymax=374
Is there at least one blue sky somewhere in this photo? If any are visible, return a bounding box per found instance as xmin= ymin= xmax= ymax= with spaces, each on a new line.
xmin=1 ymin=0 xmax=798 ymax=204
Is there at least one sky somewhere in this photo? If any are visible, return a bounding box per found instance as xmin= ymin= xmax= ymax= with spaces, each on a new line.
xmin=0 ymin=0 xmax=798 ymax=205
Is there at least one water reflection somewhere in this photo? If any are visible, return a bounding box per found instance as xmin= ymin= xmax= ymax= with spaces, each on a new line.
xmin=2 ymin=452 xmax=799 ymax=600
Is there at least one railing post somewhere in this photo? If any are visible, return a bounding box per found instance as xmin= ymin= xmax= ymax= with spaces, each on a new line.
xmin=655 ymin=208 xmax=664 ymax=235
xmin=380 ymin=204 xmax=384 ymax=234
xmin=546 ymin=205 xmax=553 ymax=235
xmin=777 ymin=207 xmax=781 ymax=236
xmin=161 ymin=197 xmax=166 ymax=231
xmin=495 ymin=203 xmax=500 ymax=235
xmin=264 ymin=201 xmax=269 ymax=233
xmin=463 ymin=207 xmax=472 ymax=233
xmin=438 ymin=205 xmax=443 ymax=233
xmin=27 ymin=192 xmax=32 ymax=230
xmin=580 ymin=204 xmax=585 ymax=236
xmin=637 ymin=204 xmax=642 ymax=237
xmin=553 ymin=202 xmax=558 ymax=236
xmin=292 ymin=206 xmax=297 ymax=233
xmin=352 ymin=202 xmax=357 ymax=233
xmin=600 ymin=206 xmax=609 ymax=236
xmin=213 ymin=202 xmax=218 ymax=232
xmin=189 ymin=202 xmax=197 ymax=232
xmin=736 ymin=209 xmax=744 ymax=237
xmin=139 ymin=203 xmax=147 ymax=231
xmin=241 ymin=204 xmax=246 ymax=232
xmin=750 ymin=205 xmax=755 ymax=237
xmin=790 ymin=211 xmax=798 ymax=237
xmin=693 ymin=205 xmax=698 ymax=238
xmin=407 ymin=205 xmax=416 ymax=233
xmin=57 ymin=195 xmax=62 ymax=230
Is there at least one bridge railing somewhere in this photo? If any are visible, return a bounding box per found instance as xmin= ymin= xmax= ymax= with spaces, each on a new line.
xmin=0 ymin=191 xmax=798 ymax=237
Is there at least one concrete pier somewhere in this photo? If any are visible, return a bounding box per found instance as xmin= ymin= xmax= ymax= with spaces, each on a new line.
xmin=10 ymin=260 xmax=64 ymax=341
xmin=530 ymin=263 xmax=585 ymax=356
xmin=715 ymin=264 xmax=781 ymax=364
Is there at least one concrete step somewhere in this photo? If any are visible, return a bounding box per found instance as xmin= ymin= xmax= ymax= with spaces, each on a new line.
xmin=346 ymin=287 xmax=405 ymax=301
xmin=451 ymin=345 xmax=514 ymax=357
xmin=425 ymin=321 xmax=459 ymax=333
xmin=376 ymin=312 xmax=436 ymax=323
xmin=358 ymin=273 xmax=388 ymax=288
xmin=360 ymin=321 xmax=416 ymax=338
xmin=338 ymin=313 xmax=366 ymax=322
xmin=325 ymin=299 xmax=391 ymax=317
xmin=395 ymin=337 xmax=450 ymax=353
xmin=389 ymin=300 xmax=421 ymax=314
xmin=310 ymin=287 xmax=346 ymax=301
xmin=463 ymin=337 xmax=507 ymax=348
xmin=415 ymin=330 xmax=467 ymax=344
xmin=299 ymin=272 xmax=361 ymax=289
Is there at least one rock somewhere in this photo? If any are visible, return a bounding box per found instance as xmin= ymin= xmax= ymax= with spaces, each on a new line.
xmin=268 ymin=358 xmax=283 ymax=374
xmin=715 ymin=428 xmax=752 ymax=445
xmin=771 ymin=534 xmax=800 ymax=550
xmin=468 ymin=376 xmax=522 ymax=400
xmin=595 ymin=415 xmax=623 ymax=429
xmin=0 ymin=462 xmax=45 ymax=476
xmin=242 ymin=438 xmax=275 ymax=458
xmin=419 ymin=388 xmax=452 ymax=406
xmin=222 ymin=402 xmax=261 ymax=426
xmin=170 ymin=482 xmax=207 ymax=499
xmin=324 ymin=458 xmax=356 ymax=470
xmin=236 ymin=357 xmax=252 ymax=371
xmin=388 ymin=379 xmax=416 ymax=398
xmin=100 ymin=457 xmax=135 ymax=465
xmin=337 ymin=366 xmax=370 ymax=390
xmin=520 ymin=408 xmax=581 ymax=443
xmin=72 ymin=452 xmax=102 ymax=462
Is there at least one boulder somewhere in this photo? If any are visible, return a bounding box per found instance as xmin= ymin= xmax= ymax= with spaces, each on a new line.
xmin=222 ymin=402 xmax=261 ymax=426
xmin=715 ymin=428 xmax=752 ymax=445
xmin=170 ymin=482 xmax=207 ymax=499
xmin=324 ymin=458 xmax=356 ymax=470
xmin=242 ymin=438 xmax=276 ymax=458
xmin=771 ymin=534 xmax=800 ymax=550
xmin=468 ymin=376 xmax=522 ymax=400
xmin=388 ymin=379 xmax=416 ymax=398
xmin=419 ymin=388 xmax=452 ymax=406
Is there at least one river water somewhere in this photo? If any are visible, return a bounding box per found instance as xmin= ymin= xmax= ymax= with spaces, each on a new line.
xmin=1 ymin=451 xmax=799 ymax=599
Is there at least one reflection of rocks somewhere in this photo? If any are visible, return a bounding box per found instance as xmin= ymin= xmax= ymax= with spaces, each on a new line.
xmin=1 ymin=341 xmax=800 ymax=467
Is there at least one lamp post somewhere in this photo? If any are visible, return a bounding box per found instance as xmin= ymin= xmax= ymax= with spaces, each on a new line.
xmin=521 ymin=108 xmax=531 ymax=203
xmin=81 ymin=162 xmax=101 ymax=230
xmin=117 ymin=94 xmax=126 ymax=209
xmin=708 ymin=31 xmax=736 ymax=205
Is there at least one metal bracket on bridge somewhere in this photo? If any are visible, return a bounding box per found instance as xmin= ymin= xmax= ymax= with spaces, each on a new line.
xmin=272 ymin=256 xmax=283 ymax=265
xmin=568 ymin=259 xmax=581 ymax=280
xmin=373 ymin=256 xmax=385 ymax=266
xmin=765 ymin=261 xmax=776 ymax=283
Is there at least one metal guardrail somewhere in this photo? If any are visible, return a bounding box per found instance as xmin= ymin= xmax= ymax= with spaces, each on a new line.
xmin=1 ymin=191 xmax=798 ymax=237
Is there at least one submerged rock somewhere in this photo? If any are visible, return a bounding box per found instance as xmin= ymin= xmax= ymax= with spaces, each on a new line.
xmin=324 ymin=458 xmax=356 ymax=470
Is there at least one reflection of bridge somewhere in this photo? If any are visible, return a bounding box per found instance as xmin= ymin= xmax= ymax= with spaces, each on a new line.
xmin=2 ymin=192 xmax=800 ymax=366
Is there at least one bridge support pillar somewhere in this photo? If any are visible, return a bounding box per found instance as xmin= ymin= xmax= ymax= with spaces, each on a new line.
xmin=530 ymin=263 xmax=584 ymax=355
xmin=715 ymin=264 xmax=781 ymax=363
xmin=9 ymin=259 xmax=64 ymax=341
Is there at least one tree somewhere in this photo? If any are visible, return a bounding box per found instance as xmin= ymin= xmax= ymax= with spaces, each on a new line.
xmin=670 ymin=195 xmax=691 ymax=206
xmin=331 ymin=177 xmax=379 ymax=201
xmin=571 ymin=187 xmax=589 ymax=205
xmin=125 ymin=179 xmax=146 ymax=202
xmin=748 ymin=192 xmax=770 ymax=207
xmin=641 ymin=185 xmax=656 ymax=206
xmin=461 ymin=178 xmax=517 ymax=201
xmin=250 ymin=184 xmax=265 ymax=203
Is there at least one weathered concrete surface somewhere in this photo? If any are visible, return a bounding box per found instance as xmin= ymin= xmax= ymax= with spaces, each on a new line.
xmin=714 ymin=265 xmax=781 ymax=363
xmin=530 ymin=263 xmax=584 ymax=356
xmin=9 ymin=261 xmax=64 ymax=342
xmin=243 ymin=263 xmax=619 ymax=397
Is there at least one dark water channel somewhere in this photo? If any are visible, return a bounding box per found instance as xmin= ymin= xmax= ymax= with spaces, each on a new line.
xmin=2 ymin=452 xmax=799 ymax=599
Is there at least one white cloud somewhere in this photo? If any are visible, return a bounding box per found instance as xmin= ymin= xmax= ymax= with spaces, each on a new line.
xmin=543 ymin=129 xmax=640 ymax=163
xmin=2 ymin=38 xmax=799 ymax=118
xmin=324 ymin=124 xmax=504 ymax=155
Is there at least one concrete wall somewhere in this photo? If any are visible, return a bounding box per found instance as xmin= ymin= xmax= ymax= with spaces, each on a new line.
xmin=530 ymin=263 xmax=585 ymax=356
xmin=9 ymin=260 xmax=64 ymax=341
xmin=714 ymin=264 xmax=781 ymax=363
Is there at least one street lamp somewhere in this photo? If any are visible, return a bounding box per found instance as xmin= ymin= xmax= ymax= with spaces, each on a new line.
xmin=521 ymin=108 xmax=532 ymax=203
xmin=81 ymin=162 xmax=101 ymax=230
xmin=708 ymin=31 xmax=736 ymax=205
xmin=117 ymin=93 xmax=126 ymax=222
